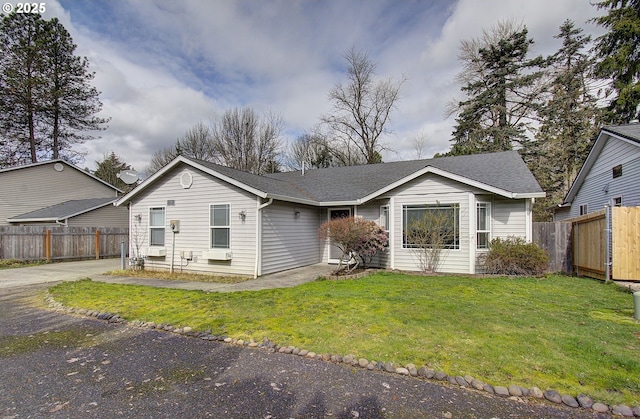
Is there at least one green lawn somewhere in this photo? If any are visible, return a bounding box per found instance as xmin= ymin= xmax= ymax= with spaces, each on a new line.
xmin=47 ymin=272 xmax=640 ymax=406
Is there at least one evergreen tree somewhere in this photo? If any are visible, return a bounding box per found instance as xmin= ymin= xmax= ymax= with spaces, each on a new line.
xmin=448 ymin=23 xmax=545 ymax=155
xmin=592 ymin=0 xmax=640 ymax=123
xmin=0 ymin=12 xmax=107 ymax=168
xmin=94 ymin=152 xmax=135 ymax=192
xmin=529 ymin=20 xmax=603 ymax=221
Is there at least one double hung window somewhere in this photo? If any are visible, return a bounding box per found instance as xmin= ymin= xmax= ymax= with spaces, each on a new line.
xmin=476 ymin=203 xmax=490 ymax=249
xmin=149 ymin=207 xmax=166 ymax=246
xmin=210 ymin=204 xmax=230 ymax=249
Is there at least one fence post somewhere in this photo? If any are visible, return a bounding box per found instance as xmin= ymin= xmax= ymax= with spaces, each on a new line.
xmin=95 ymin=229 xmax=100 ymax=260
xmin=121 ymin=239 xmax=126 ymax=270
xmin=45 ymin=229 xmax=51 ymax=261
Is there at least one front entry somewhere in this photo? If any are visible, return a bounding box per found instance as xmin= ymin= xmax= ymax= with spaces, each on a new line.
xmin=328 ymin=208 xmax=351 ymax=264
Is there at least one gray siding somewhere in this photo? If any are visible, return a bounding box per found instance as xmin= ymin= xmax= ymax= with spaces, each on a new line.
xmin=129 ymin=165 xmax=257 ymax=276
xmin=68 ymin=205 xmax=129 ymax=228
xmin=1 ymin=162 xmax=118 ymax=225
xmin=261 ymin=202 xmax=323 ymax=275
xmin=556 ymin=136 xmax=640 ymax=220
xmin=492 ymin=197 xmax=527 ymax=239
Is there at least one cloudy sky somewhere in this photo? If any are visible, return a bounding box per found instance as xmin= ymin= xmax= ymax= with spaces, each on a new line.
xmin=37 ymin=0 xmax=606 ymax=173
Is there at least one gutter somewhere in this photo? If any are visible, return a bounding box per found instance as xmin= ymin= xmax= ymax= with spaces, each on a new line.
xmin=254 ymin=198 xmax=274 ymax=278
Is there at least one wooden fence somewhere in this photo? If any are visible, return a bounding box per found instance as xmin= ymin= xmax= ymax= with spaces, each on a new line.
xmin=571 ymin=209 xmax=607 ymax=280
xmin=611 ymin=206 xmax=640 ymax=280
xmin=0 ymin=226 xmax=129 ymax=261
xmin=532 ymin=221 xmax=573 ymax=273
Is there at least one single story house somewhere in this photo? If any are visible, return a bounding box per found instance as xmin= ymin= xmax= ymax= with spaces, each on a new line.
xmin=554 ymin=124 xmax=640 ymax=220
xmin=115 ymin=150 xmax=545 ymax=277
xmin=0 ymin=160 xmax=128 ymax=227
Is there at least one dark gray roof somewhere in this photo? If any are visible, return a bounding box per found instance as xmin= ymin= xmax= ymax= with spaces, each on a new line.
xmin=603 ymin=124 xmax=640 ymax=144
xmin=119 ymin=151 xmax=543 ymax=207
xmin=8 ymin=197 xmax=117 ymax=221
xmin=265 ymin=150 xmax=543 ymax=202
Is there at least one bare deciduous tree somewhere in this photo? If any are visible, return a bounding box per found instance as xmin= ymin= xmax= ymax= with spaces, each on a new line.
xmin=322 ymin=47 xmax=405 ymax=165
xmin=211 ymin=107 xmax=283 ymax=174
xmin=145 ymin=122 xmax=216 ymax=175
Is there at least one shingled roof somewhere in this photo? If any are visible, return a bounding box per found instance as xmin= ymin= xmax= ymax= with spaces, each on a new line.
xmin=8 ymin=197 xmax=118 ymax=222
xmin=117 ymin=150 xmax=544 ymax=207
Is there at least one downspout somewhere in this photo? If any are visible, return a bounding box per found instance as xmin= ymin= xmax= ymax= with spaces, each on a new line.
xmin=254 ymin=197 xmax=274 ymax=278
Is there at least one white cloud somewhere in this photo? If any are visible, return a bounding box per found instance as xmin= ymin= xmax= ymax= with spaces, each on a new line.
xmin=46 ymin=0 xmax=606 ymax=171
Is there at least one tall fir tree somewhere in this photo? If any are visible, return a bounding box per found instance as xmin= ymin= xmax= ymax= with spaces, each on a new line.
xmin=0 ymin=12 xmax=107 ymax=168
xmin=592 ymin=0 xmax=640 ymax=123
xmin=529 ymin=20 xmax=603 ymax=221
xmin=448 ymin=23 xmax=545 ymax=155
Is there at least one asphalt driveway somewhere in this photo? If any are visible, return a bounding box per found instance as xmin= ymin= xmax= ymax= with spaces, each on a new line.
xmin=0 ymin=283 xmax=608 ymax=419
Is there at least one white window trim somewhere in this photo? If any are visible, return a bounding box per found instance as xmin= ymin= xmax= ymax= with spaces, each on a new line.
xmin=401 ymin=203 xmax=461 ymax=250
xmin=476 ymin=202 xmax=491 ymax=250
xmin=149 ymin=206 xmax=166 ymax=247
xmin=613 ymin=196 xmax=623 ymax=207
xmin=210 ymin=203 xmax=231 ymax=249
xmin=380 ymin=205 xmax=390 ymax=233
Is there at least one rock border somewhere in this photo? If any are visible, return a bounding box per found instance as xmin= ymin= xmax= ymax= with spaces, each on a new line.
xmin=45 ymin=294 xmax=640 ymax=417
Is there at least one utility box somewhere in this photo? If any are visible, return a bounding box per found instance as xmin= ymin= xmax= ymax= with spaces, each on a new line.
xmin=180 ymin=250 xmax=192 ymax=260
xmin=170 ymin=220 xmax=180 ymax=233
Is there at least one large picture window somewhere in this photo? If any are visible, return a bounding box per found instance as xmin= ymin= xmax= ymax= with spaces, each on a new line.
xmin=403 ymin=203 xmax=459 ymax=249
xmin=210 ymin=204 xmax=230 ymax=249
xmin=476 ymin=203 xmax=490 ymax=249
xmin=149 ymin=207 xmax=165 ymax=246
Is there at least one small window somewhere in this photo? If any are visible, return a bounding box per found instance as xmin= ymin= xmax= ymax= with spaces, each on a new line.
xmin=613 ymin=196 xmax=623 ymax=207
xmin=149 ymin=207 xmax=165 ymax=246
xmin=380 ymin=205 xmax=390 ymax=233
xmin=477 ymin=203 xmax=490 ymax=249
xmin=210 ymin=204 xmax=230 ymax=249
xmin=613 ymin=165 xmax=622 ymax=178
xmin=579 ymin=204 xmax=588 ymax=216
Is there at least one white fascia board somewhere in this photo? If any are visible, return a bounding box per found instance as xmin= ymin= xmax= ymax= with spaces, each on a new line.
xmin=318 ymin=200 xmax=359 ymax=207
xmin=266 ymin=194 xmax=319 ymax=206
xmin=7 ymin=217 xmax=57 ymax=223
xmin=116 ymin=156 xmax=268 ymax=206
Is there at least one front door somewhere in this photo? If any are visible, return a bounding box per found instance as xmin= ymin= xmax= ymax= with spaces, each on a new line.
xmin=328 ymin=208 xmax=351 ymax=264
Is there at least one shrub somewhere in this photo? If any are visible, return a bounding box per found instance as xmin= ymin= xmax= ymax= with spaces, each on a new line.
xmin=318 ymin=216 xmax=388 ymax=272
xmin=482 ymin=237 xmax=549 ymax=276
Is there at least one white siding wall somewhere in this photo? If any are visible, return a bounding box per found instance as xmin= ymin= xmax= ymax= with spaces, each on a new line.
xmin=390 ymin=174 xmax=479 ymax=274
xmin=130 ymin=165 xmax=257 ymax=276
xmin=1 ymin=162 xmax=118 ymax=225
xmin=261 ymin=202 xmax=323 ymax=275
xmin=556 ymin=137 xmax=640 ymax=220
xmin=492 ymin=197 xmax=527 ymax=239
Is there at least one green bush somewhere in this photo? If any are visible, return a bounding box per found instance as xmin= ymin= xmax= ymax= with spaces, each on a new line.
xmin=483 ymin=237 xmax=549 ymax=276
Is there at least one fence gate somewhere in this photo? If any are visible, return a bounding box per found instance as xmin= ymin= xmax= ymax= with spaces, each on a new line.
xmin=572 ymin=209 xmax=607 ymax=280
xmin=612 ymin=206 xmax=640 ymax=280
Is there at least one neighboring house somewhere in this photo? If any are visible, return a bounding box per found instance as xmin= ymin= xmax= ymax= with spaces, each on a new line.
xmin=115 ymin=150 xmax=544 ymax=277
xmin=554 ymin=124 xmax=640 ymax=221
xmin=0 ymin=160 xmax=128 ymax=228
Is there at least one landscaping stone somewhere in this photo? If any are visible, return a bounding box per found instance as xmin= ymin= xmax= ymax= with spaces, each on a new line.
xmin=592 ymin=403 xmax=609 ymax=413
xmin=576 ymin=394 xmax=593 ymax=408
xmin=612 ymin=405 xmax=634 ymax=417
xmin=455 ymin=376 xmax=468 ymax=387
xmin=561 ymin=395 xmax=579 ymax=408
xmin=408 ymin=366 xmax=418 ymax=377
xmin=447 ymin=376 xmax=457 ymax=385
xmin=418 ymin=367 xmax=434 ymax=378
xmin=306 ymin=352 xmax=316 ymax=358
xmin=298 ymin=349 xmax=308 ymax=357
xmin=464 ymin=375 xmax=474 ymax=385
xmin=482 ymin=384 xmax=494 ymax=394
xmin=471 ymin=379 xmax=485 ymax=391
xmin=544 ymin=390 xmax=562 ymax=404
xmin=322 ymin=353 xmax=331 ymax=362
xmin=395 ymin=368 xmax=410 ymax=376
xmin=367 ymin=362 xmax=375 ymax=370
xmin=529 ymin=387 xmax=543 ymax=399
xmin=507 ymin=385 xmax=522 ymax=397
xmin=343 ymin=354 xmax=355 ymax=365
xmin=519 ymin=386 xmax=529 ymax=397
xmin=494 ymin=386 xmax=509 ymax=397
xmin=358 ymin=358 xmax=368 ymax=368
xmin=632 ymin=406 xmax=640 ymax=417
xmin=434 ymin=371 xmax=447 ymax=381
xmin=292 ymin=348 xmax=300 ymax=355
xmin=383 ymin=362 xmax=395 ymax=373
xmin=330 ymin=355 xmax=342 ymax=363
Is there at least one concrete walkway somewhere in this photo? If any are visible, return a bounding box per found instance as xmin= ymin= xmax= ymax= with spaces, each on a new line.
xmin=0 ymin=259 xmax=337 ymax=291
